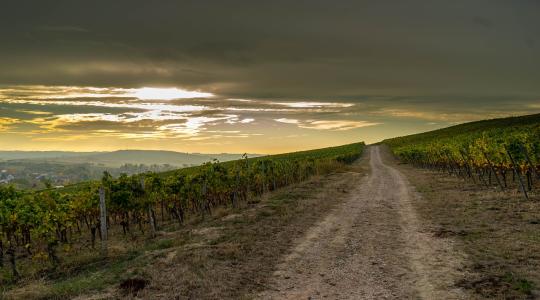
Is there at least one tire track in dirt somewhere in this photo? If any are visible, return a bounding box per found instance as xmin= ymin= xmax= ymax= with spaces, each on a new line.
xmin=258 ymin=146 xmax=468 ymax=299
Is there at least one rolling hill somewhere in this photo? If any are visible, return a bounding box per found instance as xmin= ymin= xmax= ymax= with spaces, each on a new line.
xmin=0 ymin=150 xmax=260 ymax=167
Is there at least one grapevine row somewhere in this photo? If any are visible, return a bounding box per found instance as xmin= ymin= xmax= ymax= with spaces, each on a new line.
xmin=385 ymin=115 xmax=540 ymax=197
xmin=0 ymin=142 xmax=364 ymax=281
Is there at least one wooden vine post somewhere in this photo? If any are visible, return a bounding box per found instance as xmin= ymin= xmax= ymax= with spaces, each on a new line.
xmin=447 ymin=153 xmax=465 ymax=179
xmin=459 ymin=150 xmax=475 ymax=183
xmin=141 ymin=177 xmax=156 ymax=238
xmin=243 ymin=153 xmax=250 ymax=201
xmin=465 ymin=150 xmax=488 ymax=187
xmin=505 ymin=146 xmax=529 ymax=201
xmin=481 ymin=151 xmax=504 ymax=191
xmin=520 ymin=144 xmax=539 ymax=180
xmin=99 ymin=186 xmax=108 ymax=256
xmin=233 ymin=170 xmax=239 ymax=208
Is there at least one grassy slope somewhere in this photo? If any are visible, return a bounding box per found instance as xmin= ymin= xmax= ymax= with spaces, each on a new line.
xmin=383 ymin=113 xmax=540 ymax=146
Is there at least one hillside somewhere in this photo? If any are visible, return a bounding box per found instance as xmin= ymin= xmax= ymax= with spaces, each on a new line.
xmin=0 ymin=150 xmax=259 ymax=167
xmin=0 ymin=142 xmax=365 ymax=299
xmin=0 ymin=150 xmax=261 ymax=189
xmin=383 ymin=112 xmax=540 ymax=170
xmin=45 ymin=150 xmax=257 ymax=167
xmin=0 ymin=151 xmax=94 ymax=161
xmin=383 ymin=113 xmax=540 ymax=147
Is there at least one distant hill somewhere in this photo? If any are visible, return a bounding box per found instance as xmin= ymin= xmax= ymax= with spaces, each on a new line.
xmin=0 ymin=150 xmax=260 ymax=167
xmin=0 ymin=151 xmax=94 ymax=160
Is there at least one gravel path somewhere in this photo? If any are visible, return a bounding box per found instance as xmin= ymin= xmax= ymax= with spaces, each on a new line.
xmin=258 ymin=146 xmax=468 ymax=299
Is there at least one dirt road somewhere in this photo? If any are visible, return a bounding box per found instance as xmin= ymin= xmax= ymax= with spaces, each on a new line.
xmin=259 ymin=146 xmax=468 ymax=299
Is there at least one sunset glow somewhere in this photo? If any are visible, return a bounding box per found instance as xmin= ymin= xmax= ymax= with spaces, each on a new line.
xmin=128 ymin=87 xmax=214 ymax=100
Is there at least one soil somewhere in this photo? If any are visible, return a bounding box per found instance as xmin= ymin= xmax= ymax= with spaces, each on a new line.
xmin=258 ymin=145 xmax=468 ymax=299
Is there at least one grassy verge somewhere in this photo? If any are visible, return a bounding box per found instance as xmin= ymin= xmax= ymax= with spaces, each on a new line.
xmin=385 ymin=146 xmax=540 ymax=299
xmin=2 ymin=158 xmax=367 ymax=299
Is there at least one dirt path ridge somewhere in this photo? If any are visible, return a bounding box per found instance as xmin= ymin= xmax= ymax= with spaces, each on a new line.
xmin=258 ymin=146 xmax=468 ymax=299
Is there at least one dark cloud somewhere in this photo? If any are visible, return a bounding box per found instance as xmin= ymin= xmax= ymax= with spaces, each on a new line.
xmin=36 ymin=25 xmax=89 ymax=33
xmin=0 ymin=0 xmax=539 ymax=101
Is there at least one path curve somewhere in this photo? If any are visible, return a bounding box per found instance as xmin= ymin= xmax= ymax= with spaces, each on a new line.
xmin=258 ymin=146 xmax=467 ymax=299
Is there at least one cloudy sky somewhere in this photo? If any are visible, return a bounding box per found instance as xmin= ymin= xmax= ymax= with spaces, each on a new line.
xmin=1 ymin=1 xmax=539 ymax=153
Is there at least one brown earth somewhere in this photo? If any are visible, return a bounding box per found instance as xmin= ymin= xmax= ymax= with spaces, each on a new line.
xmin=258 ymin=145 xmax=468 ymax=299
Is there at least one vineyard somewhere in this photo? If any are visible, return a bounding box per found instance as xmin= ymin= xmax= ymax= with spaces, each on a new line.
xmin=384 ymin=113 xmax=540 ymax=198
xmin=0 ymin=142 xmax=364 ymax=283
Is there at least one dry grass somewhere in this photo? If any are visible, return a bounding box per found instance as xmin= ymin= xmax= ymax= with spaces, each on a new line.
xmin=2 ymin=157 xmax=367 ymax=299
xmin=385 ymin=147 xmax=540 ymax=299
xmin=135 ymin=163 xmax=367 ymax=299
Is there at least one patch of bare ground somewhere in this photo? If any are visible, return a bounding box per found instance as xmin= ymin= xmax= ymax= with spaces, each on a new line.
xmin=258 ymin=146 xmax=468 ymax=299
xmin=385 ymin=145 xmax=540 ymax=299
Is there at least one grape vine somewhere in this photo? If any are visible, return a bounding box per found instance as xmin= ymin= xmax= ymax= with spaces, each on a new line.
xmin=0 ymin=142 xmax=364 ymax=281
xmin=385 ymin=115 xmax=540 ymax=198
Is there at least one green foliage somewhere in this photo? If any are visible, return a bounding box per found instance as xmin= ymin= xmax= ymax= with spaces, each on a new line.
xmin=384 ymin=113 xmax=540 ymax=171
xmin=0 ymin=142 xmax=364 ymax=279
xmin=503 ymin=272 xmax=534 ymax=295
xmin=147 ymin=239 xmax=174 ymax=251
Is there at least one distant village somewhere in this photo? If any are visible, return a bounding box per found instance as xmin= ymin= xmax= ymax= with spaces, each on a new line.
xmin=0 ymin=169 xmax=15 ymax=184
xmin=0 ymin=168 xmax=68 ymax=188
xmin=0 ymin=162 xmax=181 ymax=189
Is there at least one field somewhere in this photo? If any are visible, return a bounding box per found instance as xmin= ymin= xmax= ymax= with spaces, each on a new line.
xmin=0 ymin=142 xmax=364 ymax=298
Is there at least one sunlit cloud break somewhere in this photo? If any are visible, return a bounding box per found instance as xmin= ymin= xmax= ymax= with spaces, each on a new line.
xmin=0 ymin=85 xmax=214 ymax=100
xmin=4 ymin=98 xmax=209 ymax=113
xmin=128 ymin=87 xmax=214 ymax=100
xmin=0 ymin=84 xmax=373 ymax=150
